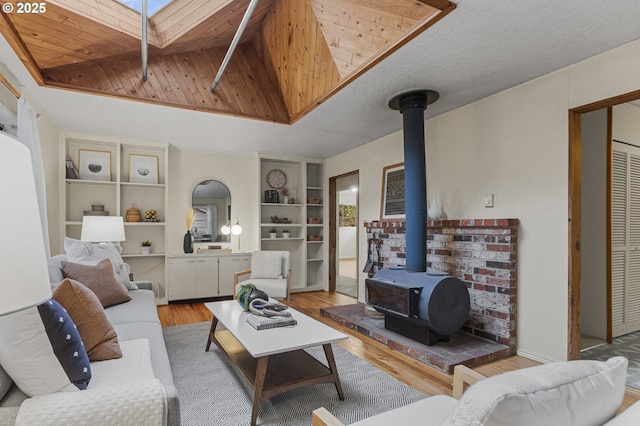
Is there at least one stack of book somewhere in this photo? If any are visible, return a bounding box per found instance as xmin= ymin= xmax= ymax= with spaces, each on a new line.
xmin=246 ymin=313 xmax=297 ymax=330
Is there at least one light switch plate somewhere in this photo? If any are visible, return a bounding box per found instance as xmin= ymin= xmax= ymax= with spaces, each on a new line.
xmin=484 ymin=194 xmax=494 ymax=207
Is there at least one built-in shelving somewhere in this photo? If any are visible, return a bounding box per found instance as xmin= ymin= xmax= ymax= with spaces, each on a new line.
xmin=60 ymin=133 xmax=169 ymax=304
xmin=257 ymin=155 xmax=326 ymax=292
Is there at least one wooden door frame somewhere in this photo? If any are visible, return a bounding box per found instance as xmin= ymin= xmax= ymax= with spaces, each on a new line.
xmin=328 ymin=171 xmax=359 ymax=293
xmin=568 ymin=89 xmax=640 ymax=360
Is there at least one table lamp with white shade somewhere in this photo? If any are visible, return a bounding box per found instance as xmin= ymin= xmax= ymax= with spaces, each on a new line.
xmin=81 ymin=216 xmax=126 ymax=245
xmin=0 ymin=132 xmax=52 ymax=315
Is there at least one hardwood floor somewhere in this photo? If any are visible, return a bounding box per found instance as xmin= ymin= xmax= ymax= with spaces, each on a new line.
xmin=158 ymin=290 xmax=640 ymax=410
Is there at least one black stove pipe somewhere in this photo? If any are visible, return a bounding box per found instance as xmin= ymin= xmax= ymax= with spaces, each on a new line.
xmin=389 ymin=90 xmax=439 ymax=272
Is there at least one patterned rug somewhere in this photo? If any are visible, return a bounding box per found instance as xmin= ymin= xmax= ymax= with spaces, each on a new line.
xmin=163 ymin=321 xmax=427 ymax=425
xmin=581 ymin=330 xmax=640 ymax=390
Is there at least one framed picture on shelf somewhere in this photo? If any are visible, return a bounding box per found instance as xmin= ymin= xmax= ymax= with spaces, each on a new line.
xmin=380 ymin=162 xmax=405 ymax=220
xmin=78 ymin=149 xmax=111 ymax=181
xmin=129 ymin=154 xmax=159 ymax=184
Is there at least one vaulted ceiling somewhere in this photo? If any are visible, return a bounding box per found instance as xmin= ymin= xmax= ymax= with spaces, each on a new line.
xmin=0 ymin=0 xmax=454 ymax=123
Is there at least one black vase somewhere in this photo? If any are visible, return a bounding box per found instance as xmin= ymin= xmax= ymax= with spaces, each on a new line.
xmin=183 ymin=230 xmax=194 ymax=253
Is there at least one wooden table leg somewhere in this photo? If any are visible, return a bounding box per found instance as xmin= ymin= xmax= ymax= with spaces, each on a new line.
xmin=251 ymin=356 xmax=269 ymax=426
xmin=205 ymin=316 xmax=219 ymax=352
xmin=323 ymin=344 xmax=344 ymax=400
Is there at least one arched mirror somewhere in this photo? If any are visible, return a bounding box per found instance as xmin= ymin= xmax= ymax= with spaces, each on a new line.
xmin=191 ymin=180 xmax=231 ymax=243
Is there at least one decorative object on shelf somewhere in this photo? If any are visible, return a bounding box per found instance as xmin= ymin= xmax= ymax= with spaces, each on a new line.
xmin=269 ymin=227 xmax=277 ymax=239
xmin=307 ymin=217 xmax=321 ymax=224
xmin=270 ymin=215 xmax=291 ymax=223
xmin=264 ymin=189 xmax=279 ymax=203
xmin=288 ymin=197 xmax=296 ymax=204
xmin=428 ymin=193 xmax=442 ymax=220
xmin=129 ymin=154 xmax=159 ymax=184
xmin=143 ymin=209 xmax=159 ymax=222
xmin=280 ymin=187 xmax=289 ymax=204
xmin=65 ymin=159 xmax=79 ymax=179
xmin=380 ymin=162 xmax=405 ymax=220
xmin=221 ymin=221 xmax=231 ymax=235
xmin=266 ymin=169 xmax=287 ymax=189
xmin=78 ymin=149 xmax=112 ymax=181
xmin=140 ymin=241 xmax=151 ymax=254
xmin=84 ymin=204 xmax=109 ymax=216
xmin=125 ymin=204 xmax=141 ymax=222
xmin=184 ymin=208 xmax=195 ymax=253
xmin=282 ymin=229 xmax=290 ymax=239
xmin=308 ymin=235 xmax=322 ymax=241
xmin=307 ymin=197 xmax=321 ymax=204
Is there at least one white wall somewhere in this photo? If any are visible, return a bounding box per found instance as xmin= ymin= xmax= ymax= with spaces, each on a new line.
xmin=339 ymin=227 xmax=357 ymax=259
xmin=614 ymin=104 xmax=640 ymax=145
xmin=167 ymin=149 xmax=256 ymax=254
xmin=326 ymin=39 xmax=640 ymax=362
xmin=581 ymin=109 xmax=608 ymax=339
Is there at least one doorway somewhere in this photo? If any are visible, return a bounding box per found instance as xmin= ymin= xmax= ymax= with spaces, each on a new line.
xmin=568 ymin=90 xmax=640 ymax=360
xmin=329 ymin=171 xmax=359 ymax=298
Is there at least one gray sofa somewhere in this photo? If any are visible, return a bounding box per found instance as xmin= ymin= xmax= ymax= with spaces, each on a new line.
xmin=0 ymin=255 xmax=179 ymax=426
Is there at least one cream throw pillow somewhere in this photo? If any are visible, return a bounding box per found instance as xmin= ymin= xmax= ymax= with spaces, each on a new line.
xmin=249 ymin=251 xmax=283 ymax=279
xmin=64 ymin=237 xmax=137 ymax=290
xmin=445 ymin=356 xmax=628 ymax=426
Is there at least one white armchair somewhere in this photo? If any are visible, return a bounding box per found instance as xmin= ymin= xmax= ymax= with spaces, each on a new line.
xmin=233 ymin=251 xmax=291 ymax=304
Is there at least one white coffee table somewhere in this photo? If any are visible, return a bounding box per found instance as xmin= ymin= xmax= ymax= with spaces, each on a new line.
xmin=205 ymin=300 xmax=348 ymax=426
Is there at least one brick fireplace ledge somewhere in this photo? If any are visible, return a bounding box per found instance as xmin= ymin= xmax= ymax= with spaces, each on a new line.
xmin=363 ymin=218 xmax=519 ymax=349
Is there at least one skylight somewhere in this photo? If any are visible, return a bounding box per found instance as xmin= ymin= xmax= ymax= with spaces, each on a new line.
xmin=117 ymin=0 xmax=172 ymax=15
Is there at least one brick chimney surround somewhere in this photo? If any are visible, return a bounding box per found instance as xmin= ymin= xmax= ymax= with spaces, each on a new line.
xmin=364 ymin=219 xmax=518 ymax=349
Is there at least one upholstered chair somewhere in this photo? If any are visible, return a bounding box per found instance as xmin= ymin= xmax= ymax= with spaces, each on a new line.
xmin=233 ymin=251 xmax=291 ymax=304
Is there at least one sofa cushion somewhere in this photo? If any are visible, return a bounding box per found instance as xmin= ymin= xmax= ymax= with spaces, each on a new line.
xmin=104 ymin=289 xmax=160 ymax=326
xmin=250 ymin=251 xmax=283 ymax=279
xmin=53 ymin=278 xmax=122 ymax=361
xmin=350 ymin=395 xmax=457 ymax=425
xmin=64 ymin=237 xmax=137 ymax=290
xmin=0 ymin=300 xmax=91 ymax=397
xmin=0 ymin=365 xmax=11 ymax=403
xmin=445 ymin=356 xmax=628 ymax=426
xmin=61 ymin=259 xmax=132 ymax=308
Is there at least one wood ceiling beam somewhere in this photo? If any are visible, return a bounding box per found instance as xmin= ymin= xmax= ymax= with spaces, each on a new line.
xmin=417 ymin=0 xmax=455 ymax=11
xmin=0 ymin=13 xmax=44 ymax=85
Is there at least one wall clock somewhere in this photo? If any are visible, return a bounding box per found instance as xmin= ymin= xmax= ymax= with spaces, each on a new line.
xmin=267 ymin=169 xmax=287 ymax=189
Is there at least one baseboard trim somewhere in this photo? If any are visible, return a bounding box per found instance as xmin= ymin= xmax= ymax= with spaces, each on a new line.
xmin=516 ymin=349 xmax=558 ymax=364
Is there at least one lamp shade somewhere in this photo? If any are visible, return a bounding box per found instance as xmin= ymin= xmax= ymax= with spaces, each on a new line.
xmin=81 ymin=216 xmax=126 ymax=242
xmin=231 ymin=219 xmax=243 ymax=236
xmin=0 ymin=132 xmax=52 ymax=315
xmin=221 ymin=222 xmax=231 ymax=235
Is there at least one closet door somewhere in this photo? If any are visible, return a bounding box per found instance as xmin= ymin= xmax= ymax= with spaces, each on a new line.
xmin=611 ymin=142 xmax=640 ymax=337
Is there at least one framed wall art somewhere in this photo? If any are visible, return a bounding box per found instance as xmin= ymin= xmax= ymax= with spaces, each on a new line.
xmin=380 ymin=162 xmax=405 ymax=220
xmin=129 ymin=154 xmax=159 ymax=184
xmin=78 ymin=149 xmax=111 ymax=181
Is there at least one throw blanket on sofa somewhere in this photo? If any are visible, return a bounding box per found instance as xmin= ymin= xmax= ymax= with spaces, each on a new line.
xmin=16 ymin=339 xmax=167 ymax=426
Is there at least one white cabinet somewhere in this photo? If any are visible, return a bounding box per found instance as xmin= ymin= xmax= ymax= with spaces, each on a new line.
xmin=59 ymin=133 xmax=169 ymax=304
xmin=168 ymin=253 xmax=251 ymax=301
xmin=257 ymin=155 xmax=326 ymax=292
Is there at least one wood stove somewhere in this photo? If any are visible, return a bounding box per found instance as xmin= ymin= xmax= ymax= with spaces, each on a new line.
xmin=365 ymin=90 xmax=470 ymax=345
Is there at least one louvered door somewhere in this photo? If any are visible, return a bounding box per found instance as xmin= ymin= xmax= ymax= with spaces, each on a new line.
xmin=611 ymin=142 xmax=640 ymax=337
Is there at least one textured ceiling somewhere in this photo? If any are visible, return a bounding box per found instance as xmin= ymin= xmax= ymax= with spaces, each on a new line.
xmin=1 ymin=0 xmax=640 ymax=158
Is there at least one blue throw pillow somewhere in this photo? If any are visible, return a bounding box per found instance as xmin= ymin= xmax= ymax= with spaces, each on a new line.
xmin=37 ymin=299 xmax=91 ymax=390
xmin=0 ymin=299 xmax=91 ymax=396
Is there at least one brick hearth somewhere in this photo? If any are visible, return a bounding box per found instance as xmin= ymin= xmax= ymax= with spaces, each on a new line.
xmin=364 ymin=219 xmax=518 ymax=351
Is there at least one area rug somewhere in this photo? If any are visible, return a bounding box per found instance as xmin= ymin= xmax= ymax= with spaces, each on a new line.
xmin=581 ymin=330 xmax=640 ymax=390
xmin=321 ymin=303 xmax=514 ymax=374
xmin=163 ymin=321 xmax=427 ymax=425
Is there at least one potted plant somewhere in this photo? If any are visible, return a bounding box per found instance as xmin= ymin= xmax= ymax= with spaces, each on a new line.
xmin=269 ymin=227 xmax=277 ymax=239
xmin=282 ymin=229 xmax=290 ymax=239
xmin=141 ymin=240 xmax=152 ymax=254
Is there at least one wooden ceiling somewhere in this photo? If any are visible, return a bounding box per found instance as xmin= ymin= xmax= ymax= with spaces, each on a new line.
xmin=0 ymin=0 xmax=455 ymax=123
